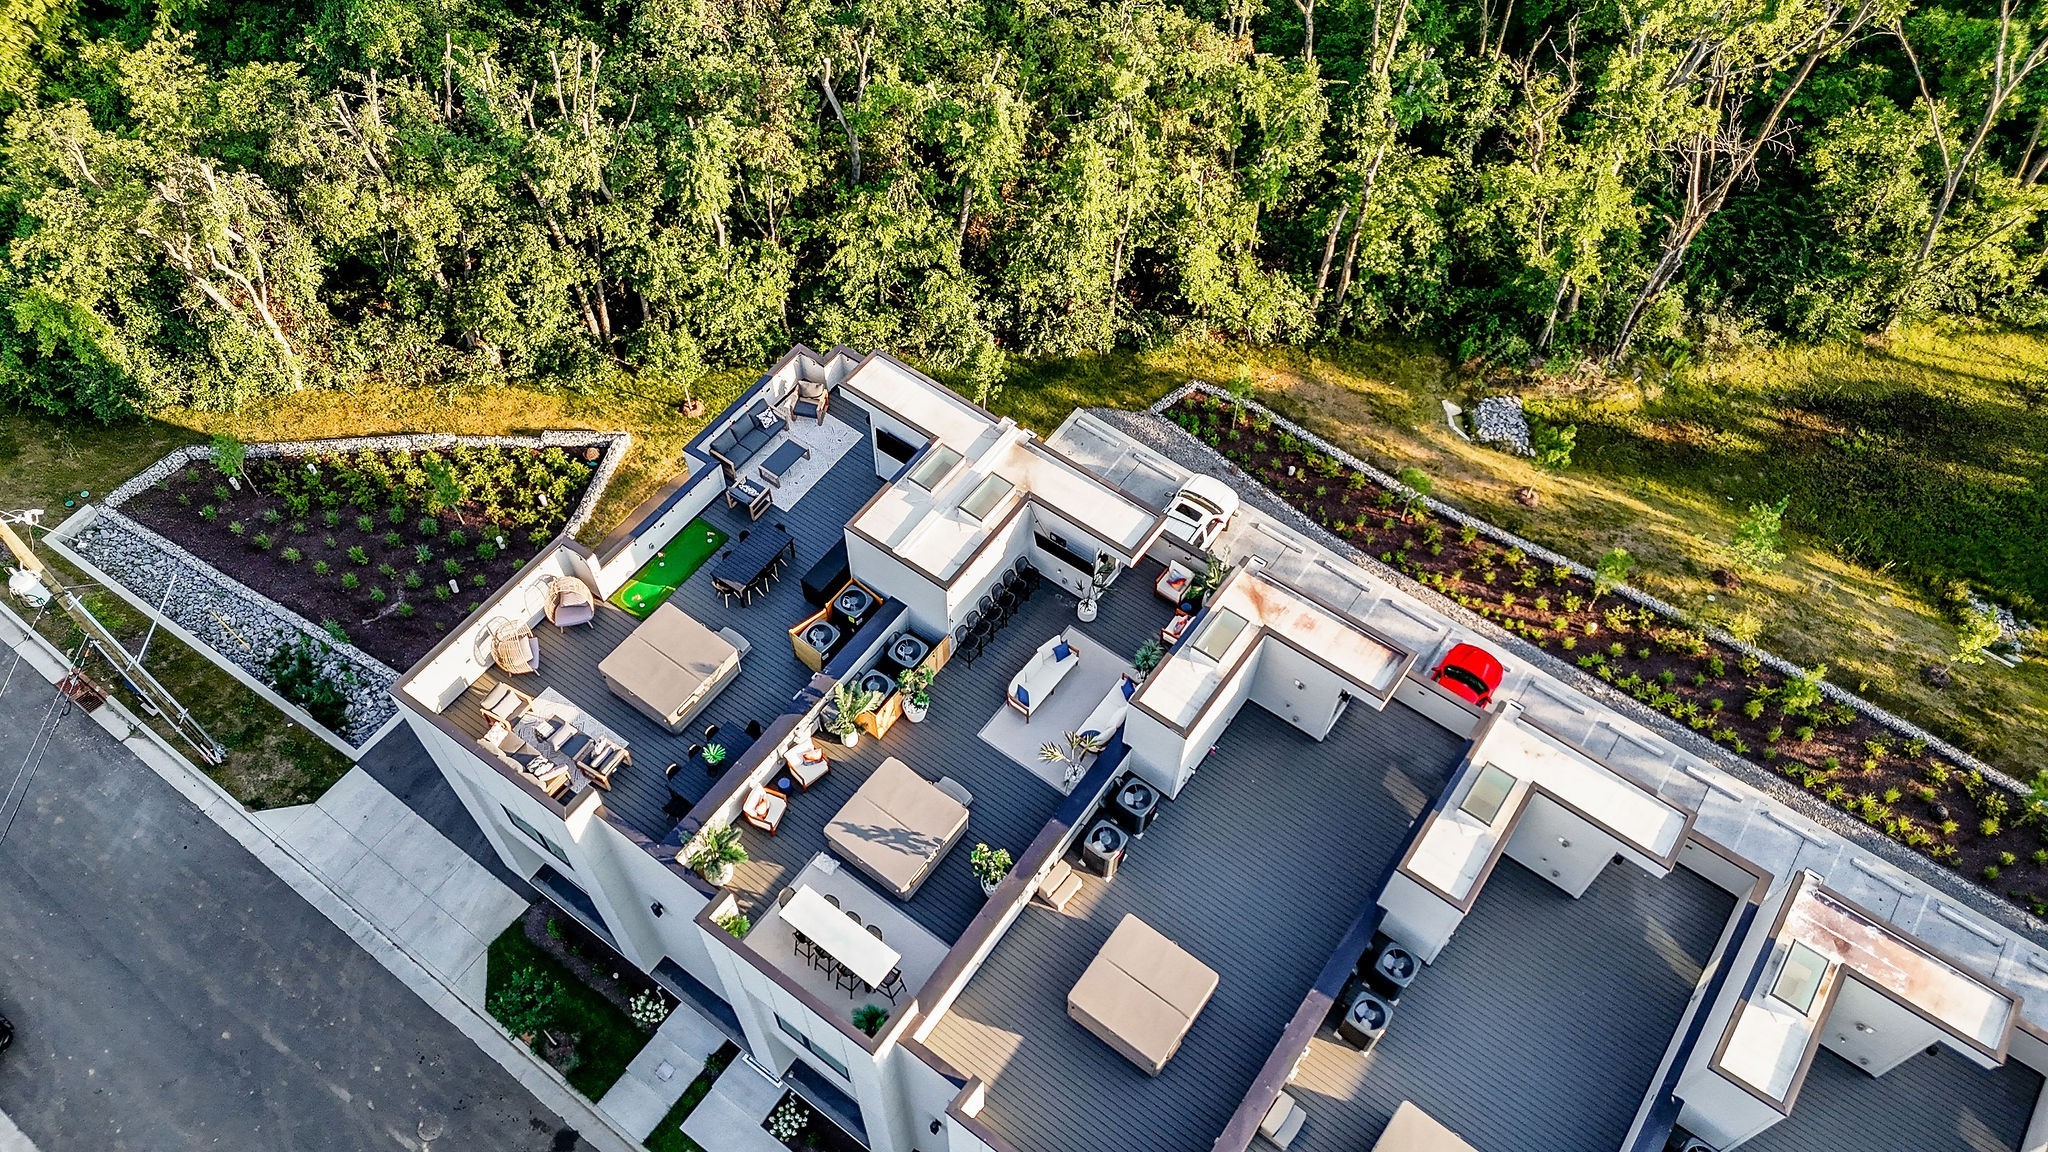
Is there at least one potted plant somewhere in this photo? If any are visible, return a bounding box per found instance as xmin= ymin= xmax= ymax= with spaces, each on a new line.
xmin=970 ymin=842 xmax=1013 ymax=896
xmin=1077 ymin=553 xmax=1118 ymax=622
xmin=1180 ymin=554 xmax=1228 ymax=614
xmin=1038 ymin=731 xmax=1109 ymax=788
xmin=826 ymin=681 xmax=880 ymax=747
xmin=1133 ymin=638 xmax=1166 ymax=674
xmin=684 ymin=822 xmax=748 ymax=886
xmin=853 ymin=1004 xmax=889 ymax=1037
xmin=899 ymin=664 xmax=936 ymax=723
xmin=701 ymin=742 xmax=728 ymax=769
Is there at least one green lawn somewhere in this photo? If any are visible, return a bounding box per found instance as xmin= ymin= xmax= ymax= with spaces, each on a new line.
xmin=485 ymin=922 xmax=645 ymax=1100
xmin=643 ymin=1042 xmax=738 ymax=1152
xmin=609 ymin=518 xmax=728 ymax=619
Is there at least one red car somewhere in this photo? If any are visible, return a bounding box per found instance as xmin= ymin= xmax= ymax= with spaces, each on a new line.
xmin=1433 ymin=643 xmax=1504 ymax=708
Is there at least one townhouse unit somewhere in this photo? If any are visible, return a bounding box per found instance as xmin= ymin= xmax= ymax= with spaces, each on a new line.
xmin=394 ymin=346 xmax=2048 ymax=1152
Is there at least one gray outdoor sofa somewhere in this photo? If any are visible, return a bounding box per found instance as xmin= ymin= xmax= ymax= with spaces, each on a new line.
xmin=706 ymin=397 xmax=787 ymax=480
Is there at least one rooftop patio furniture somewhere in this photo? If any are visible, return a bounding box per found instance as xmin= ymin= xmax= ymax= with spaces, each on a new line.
xmin=1368 ymin=1103 xmax=1476 ymax=1152
xmin=799 ymin=540 xmax=851 ymax=607
xmin=1076 ymin=673 xmax=1140 ymax=746
xmin=598 ymin=602 xmax=741 ymax=734
xmin=793 ymin=364 xmax=831 ymax=423
xmin=578 ymin=737 xmax=629 ymax=789
xmin=878 ymin=967 xmax=905 ymax=1004
xmin=1008 ymin=630 xmax=1081 ymax=721
xmin=543 ymin=575 xmax=596 ymax=631
xmin=489 ymin=619 xmax=540 ymax=675
xmin=725 ymin=475 xmax=773 ymax=521
xmin=934 ymin=775 xmax=974 ymax=809
xmin=782 ymin=886 xmax=901 ymax=988
xmin=480 ymin=681 xmax=531 ymax=726
xmin=482 ymin=721 xmax=529 ymax=758
xmin=740 ymin=784 xmax=788 ymax=835
xmin=1156 ymin=559 xmax=1194 ymax=603
xmin=1067 ymin=914 xmax=1219 ymax=1076
xmin=785 ymin=740 xmax=831 ymax=791
xmin=824 ymin=756 xmax=971 ymax=899
xmin=1036 ymin=859 xmax=1084 ymax=912
xmin=706 ymin=398 xmax=786 ymax=481
xmin=1258 ymin=1091 xmax=1308 ymax=1150
xmin=711 ymin=526 xmax=794 ymax=606
xmin=758 ymin=439 xmax=812 ymax=487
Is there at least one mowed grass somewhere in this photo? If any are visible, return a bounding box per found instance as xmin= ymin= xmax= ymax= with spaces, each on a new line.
xmin=992 ymin=328 xmax=2048 ymax=775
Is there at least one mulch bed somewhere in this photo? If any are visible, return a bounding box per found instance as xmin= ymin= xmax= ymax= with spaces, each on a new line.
xmin=521 ymin=903 xmax=674 ymax=1018
xmin=1168 ymin=391 xmax=2048 ymax=915
xmin=124 ymin=445 xmax=595 ymax=668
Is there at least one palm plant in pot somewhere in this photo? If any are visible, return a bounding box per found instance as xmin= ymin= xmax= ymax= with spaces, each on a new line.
xmin=970 ymin=842 xmax=1013 ymax=896
xmin=825 ymin=681 xmax=881 ymax=747
xmin=899 ymin=664 xmax=936 ymax=723
xmin=684 ymin=822 xmax=748 ymax=886
xmin=1077 ymin=553 xmax=1117 ymax=622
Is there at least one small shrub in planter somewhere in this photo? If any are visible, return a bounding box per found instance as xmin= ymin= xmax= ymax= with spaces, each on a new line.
xmin=348 ymin=545 xmax=369 ymax=565
xmin=355 ymin=514 xmax=374 ymax=533
xmin=405 ymin=571 xmax=423 ymax=589
xmin=447 ymin=529 xmax=467 ymax=547
xmin=417 ymin=516 xmax=439 ymax=537
xmin=415 ymin=543 xmax=433 ymax=564
xmin=199 ymin=504 xmax=216 ymax=521
xmin=382 ymin=530 xmax=402 ymax=547
xmin=397 ymin=602 xmax=415 ymax=618
xmin=714 ymin=912 xmax=750 ymax=938
xmin=629 ymin=990 xmax=668 ymax=1030
xmin=369 ymin=588 xmax=387 ymax=604
xmin=853 ymin=1004 xmax=889 ymax=1036
xmin=378 ymin=562 xmax=398 ymax=579
xmin=477 ymin=542 xmax=498 ymax=561
xmin=227 ymin=520 xmax=245 ymax=536
xmin=323 ymin=510 xmax=341 ymax=528
xmin=252 ymin=532 xmax=272 ymax=550
xmin=341 ymin=572 xmax=360 ymax=591
xmin=262 ymin=636 xmax=357 ymax=730
xmin=765 ymin=1098 xmax=809 ymax=1143
xmin=443 ymin=558 xmax=463 ymax=576
xmin=312 ymin=560 xmax=330 ymax=576
xmin=281 ymin=547 xmax=302 ymax=564
xmin=434 ymin=585 xmax=452 ymax=601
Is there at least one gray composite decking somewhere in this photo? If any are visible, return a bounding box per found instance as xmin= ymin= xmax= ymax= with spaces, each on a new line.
xmin=724 ymin=574 xmax=1164 ymax=944
xmin=1738 ymin=1042 xmax=2040 ymax=1152
xmin=1289 ymin=858 xmax=1736 ymax=1152
xmin=921 ymin=696 xmax=1470 ymax=1152
xmin=448 ymin=407 xmax=885 ymax=840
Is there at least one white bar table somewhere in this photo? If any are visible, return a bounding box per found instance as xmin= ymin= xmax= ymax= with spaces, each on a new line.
xmin=782 ymin=886 xmax=900 ymax=987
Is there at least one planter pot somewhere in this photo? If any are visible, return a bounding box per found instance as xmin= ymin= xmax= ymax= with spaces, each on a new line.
xmin=903 ymin=700 xmax=929 ymax=723
xmin=1077 ymin=597 xmax=1099 ymax=622
xmin=979 ymin=878 xmax=1000 ymax=897
xmin=839 ymin=730 xmax=860 ymax=747
xmin=704 ymin=862 xmax=735 ymax=886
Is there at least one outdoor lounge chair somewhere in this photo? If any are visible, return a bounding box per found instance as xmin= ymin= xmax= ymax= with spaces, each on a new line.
xmin=792 ymin=365 xmax=830 ymax=423
xmin=489 ymin=620 xmax=540 ymax=676
xmin=1008 ymin=631 xmax=1080 ymax=720
xmin=480 ymin=681 xmax=530 ymax=726
xmin=543 ymin=576 xmax=596 ymax=630
xmin=741 ymin=785 xmax=788 ymax=835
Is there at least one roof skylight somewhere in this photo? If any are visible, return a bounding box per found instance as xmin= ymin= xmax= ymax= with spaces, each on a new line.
xmin=959 ymin=474 xmax=1013 ymax=521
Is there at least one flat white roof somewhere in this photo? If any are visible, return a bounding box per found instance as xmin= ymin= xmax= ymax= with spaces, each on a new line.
xmin=1405 ymin=709 xmax=1691 ymax=901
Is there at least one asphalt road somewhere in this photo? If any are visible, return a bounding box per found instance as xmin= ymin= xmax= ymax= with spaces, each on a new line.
xmin=0 ymin=665 xmax=591 ymax=1151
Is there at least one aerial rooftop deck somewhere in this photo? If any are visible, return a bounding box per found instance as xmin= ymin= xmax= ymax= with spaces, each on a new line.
xmin=1737 ymin=1042 xmax=2040 ymax=1152
xmin=445 ymin=407 xmax=885 ymax=841
xmin=1289 ymin=858 xmax=1735 ymax=1152
xmin=923 ymin=696 xmax=1469 ymax=1152
xmin=725 ymin=574 xmax=1163 ymax=944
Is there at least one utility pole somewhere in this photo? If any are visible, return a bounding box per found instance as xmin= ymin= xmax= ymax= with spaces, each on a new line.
xmin=0 ymin=511 xmax=223 ymax=765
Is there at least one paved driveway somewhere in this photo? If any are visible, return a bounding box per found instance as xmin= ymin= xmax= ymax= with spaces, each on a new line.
xmin=0 ymin=672 xmax=592 ymax=1151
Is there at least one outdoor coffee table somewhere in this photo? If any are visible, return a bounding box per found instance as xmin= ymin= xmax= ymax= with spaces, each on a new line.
xmin=725 ymin=475 xmax=772 ymax=521
xmin=758 ymin=439 xmax=812 ymax=487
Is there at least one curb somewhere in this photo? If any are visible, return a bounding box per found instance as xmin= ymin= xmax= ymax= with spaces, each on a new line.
xmin=0 ymin=602 xmax=649 ymax=1152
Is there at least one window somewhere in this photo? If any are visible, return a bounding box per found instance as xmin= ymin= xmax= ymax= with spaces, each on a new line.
xmin=776 ymin=1014 xmax=852 ymax=1079
xmin=503 ymin=805 xmax=571 ymax=867
xmin=1458 ymin=764 xmax=1518 ymax=824
xmin=1033 ymin=529 xmax=1094 ymax=575
xmin=875 ymin=427 xmax=919 ymax=466
xmin=1190 ymin=608 xmax=1248 ymax=661
xmin=1770 ymin=941 xmax=1830 ymax=1014
xmin=906 ymin=445 xmax=963 ymax=490
xmin=959 ymin=474 xmax=1014 ymax=521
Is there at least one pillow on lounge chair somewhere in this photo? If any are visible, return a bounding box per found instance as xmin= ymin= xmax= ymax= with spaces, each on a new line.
xmin=754 ymin=409 xmax=779 ymax=431
xmin=1053 ymin=641 xmax=1074 ymax=662
xmin=1014 ymin=686 xmax=1030 ymax=706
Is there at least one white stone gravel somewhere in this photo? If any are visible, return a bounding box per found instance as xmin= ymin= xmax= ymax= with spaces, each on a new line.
xmin=1470 ymin=394 xmax=1534 ymax=455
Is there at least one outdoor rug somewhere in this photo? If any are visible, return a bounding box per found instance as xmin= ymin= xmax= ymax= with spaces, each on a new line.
xmin=771 ymin=415 xmax=864 ymax=510
xmin=977 ymin=628 xmax=1136 ymax=795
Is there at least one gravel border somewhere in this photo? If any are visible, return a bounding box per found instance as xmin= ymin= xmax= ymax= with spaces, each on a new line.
xmin=67 ymin=432 xmax=631 ymax=748
xmin=1128 ymin=387 xmax=2048 ymax=941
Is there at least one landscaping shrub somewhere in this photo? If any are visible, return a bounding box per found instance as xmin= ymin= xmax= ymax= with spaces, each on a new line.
xmin=261 ymin=636 xmax=356 ymax=731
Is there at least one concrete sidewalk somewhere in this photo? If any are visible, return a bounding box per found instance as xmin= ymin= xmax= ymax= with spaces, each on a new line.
xmin=598 ymin=1005 xmax=730 ymax=1140
xmin=684 ymin=1054 xmax=789 ymax=1152
xmin=0 ymin=1108 xmax=40 ymax=1152
xmin=256 ymin=768 xmax=528 ymax=1006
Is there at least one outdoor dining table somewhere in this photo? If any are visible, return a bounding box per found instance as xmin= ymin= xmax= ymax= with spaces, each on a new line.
xmin=782 ymin=885 xmax=899 ymax=988
xmin=711 ymin=526 xmax=795 ymax=601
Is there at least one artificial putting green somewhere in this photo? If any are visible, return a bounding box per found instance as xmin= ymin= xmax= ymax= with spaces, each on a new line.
xmin=607 ymin=517 xmax=728 ymax=619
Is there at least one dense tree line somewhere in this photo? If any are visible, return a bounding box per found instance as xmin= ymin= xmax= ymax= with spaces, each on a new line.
xmin=3 ymin=0 xmax=2047 ymax=419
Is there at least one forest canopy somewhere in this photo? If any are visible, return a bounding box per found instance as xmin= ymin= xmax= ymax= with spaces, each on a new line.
xmin=4 ymin=0 xmax=2048 ymax=419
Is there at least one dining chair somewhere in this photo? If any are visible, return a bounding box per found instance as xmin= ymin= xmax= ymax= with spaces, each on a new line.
xmin=866 ymin=924 xmax=883 ymax=941
xmin=794 ymin=932 xmax=814 ymax=962
xmin=815 ymin=953 xmax=838 ymax=978
xmin=879 ymin=968 xmax=904 ymax=1004
xmin=777 ymin=887 xmax=795 ymax=907
xmin=845 ymin=910 xmax=863 ymax=927
xmin=834 ymin=965 xmax=861 ymax=993
xmin=823 ymin=893 xmax=840 ymax=908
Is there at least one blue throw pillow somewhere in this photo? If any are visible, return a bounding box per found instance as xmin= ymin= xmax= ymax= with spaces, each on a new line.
xmin=1015 ymin=686 xmax=1030 ymax=706
xmin=1053 ymin=641 xmax=1073 ymax=661
xmin=1120 ymin=677 xmax=1137 ymax=699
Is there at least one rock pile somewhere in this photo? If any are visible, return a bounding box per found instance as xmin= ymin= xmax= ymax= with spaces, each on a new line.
xmin=1471 ymin=395 xmax=1534 ymax=456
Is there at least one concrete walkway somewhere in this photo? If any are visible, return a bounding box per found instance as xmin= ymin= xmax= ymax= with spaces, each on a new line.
xmin=256 ymin=768 xmax=527 ymax=1006
xmin=683 ymin=1054 xmax=789 ymax=1152
xmin=0 ymin=1108 xmax=40 ymax=1152
xmin=597 ymin=1004 xmax=730 ymax=1140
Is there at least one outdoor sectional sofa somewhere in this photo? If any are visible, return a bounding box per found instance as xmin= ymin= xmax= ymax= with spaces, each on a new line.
xmin=706 ymin=396 xmax=788 ymax=481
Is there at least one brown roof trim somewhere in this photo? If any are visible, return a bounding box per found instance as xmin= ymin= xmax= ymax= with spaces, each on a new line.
xmin=946 ymin=1079 xmax=1027 ymax=1152
xmin=391 ymin=689 xmax=567 ymax=812
xmin=1684 ymin=828 xmax=1776 ymax=906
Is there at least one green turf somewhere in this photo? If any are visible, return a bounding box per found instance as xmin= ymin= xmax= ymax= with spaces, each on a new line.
xmin=609 ymin=517 xmax=728 ymax=619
